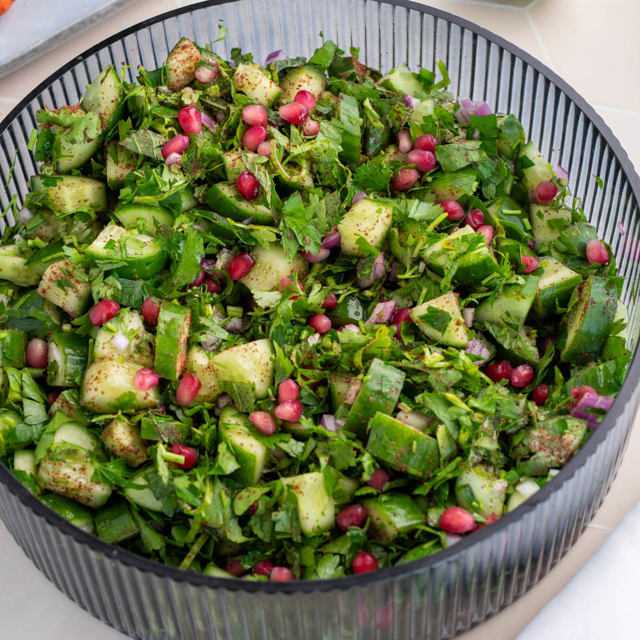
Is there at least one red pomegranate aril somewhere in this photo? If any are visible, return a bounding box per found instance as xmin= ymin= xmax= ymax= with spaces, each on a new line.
xmin=176 ymin=373 xmax=202 ymax=406
xmin=270 ymin=566 xmax=294 ymax=582
xmin=257 ymin=140 xmax=271 ymax=157
xmin=236 ymin=171 xmax=260 ymax=201
xmin=323 ymin=293 xmax=339 ymax=310
xmin=253 ymin=559 xmax=275 ymax=576
xmin=161 ymin=134 xmax=189 ymax=159
xmin=532 ymin=384 xmax=549 ymax=406
xmin=278 ymin=378 xmax=299 ymax=403
xmin=477 ymin=224 xmax=494 ymax=245
xmin=177 ymin=106 xmax=202 ymax=135
xmin=141 ymin=297 xmax=161 ymax=326
xmin=570 ymin=385 xmax=596 ymax=399
xmin=391 ymin=167 xmax=419 ymax=191
xmin=169 ymin=443 xmax=198 ymax=470
xmin=205 ymin=278 xmax=222 ymax=294
xmin=510 ymin=364 xmax=535 ymax=388
xmin=25 ymin=338 xmax=48 ymax=369
xmin=301 ymin=118 xmax=319 ymax=137
xmin=439 ymin=506 xmax=475 ymax=533
xmin=586 ymin=238 xmax=610 ymax=265
xmin=227 ymin=252 xmax=255 ymax=280
xmin=442 ymin=199 xmax=465 ymax=221
xmin=241 ymin=103 xmax=268 ymax=127
xmin=413 ymin=133 xmax=437 ymax=152
xmin=294 ymin=90 xmax=316 ymax=111
xmin=407 ymin=149 xmax=437 ymax=173
xmin=308 ymin=313 xmax=332 ymax=334
xmin=249 ymin=411 xmax=277 ymax=435
xmin=535 ymin=180 xmax=559 ymax=204
xmin=274 ymin=399 xmax=303 ymax=423
xmin=397 ymin=129 xmax=412 ymax=153
xmin=392 ymin=306 xmax=412 ymax=337
xmin=352 ymin=551 xmax=378 ymax=575
xmin=279 ymin=102 xmax=308 ymax=125
xmin=466 ymin=208 xmax=485 ymax=230
xmin=521 ymin=254 xmax=539 ymax=273
xmin=225 ymin=558 xmax=245 ymax=577
xmin=89 ymin=299 xmax=120 ymax=326
xmin=336 ymin=504 xmax=367 ymax=531
xmin=367 ymin=468 xmax=390 ymax=491
xmin=486 ymin=360 xmax=512 ymax=382
xmin=191 ymin=270 xmax=206 ymax=287
xmin=242 ymin=124 xmax=267 ymax=151
xmin=134 ymin=367 xmax=160 ymax=391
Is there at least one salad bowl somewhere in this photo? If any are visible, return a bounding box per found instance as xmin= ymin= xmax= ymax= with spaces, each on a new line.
xmin=1 ymin=1 xmax=640 ymax=639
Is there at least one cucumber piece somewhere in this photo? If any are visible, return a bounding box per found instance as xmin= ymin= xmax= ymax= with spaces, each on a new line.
xmin=0 ymin=247 xmax=41 ymax=287
xmin=329 ymin=372 xmax=355 ymax=413
xmin=486 ymin=195 xmax=530 ymax=243
xmin=344 ymin=358 xmax=406 ymax=436
xmin=51 ymin=421 xmax=99 ymax=453
xmin=280 ymin=471 xmax=335 ymax=536
xmin=47 ymin=332 xmax=89 ymax=387
xmin=408 ymin=99 xmax=435 ymax=136
xmin=186 ymin=346 xmax=222 ymax=402
xmin=13 ymin=449 xmax=37 ymax=483
xmin=279 ymin=65 xmax=326 ymax=102
xmin=40 ymin=493 xmax=95 ymax=534
xmin=106 ymin=142 xmax=138 ymax=188
xmin=204 ymin=182 xmax=274 ymax=225
xmin=337 ymin=198 xmax=393 ymax=256
xmin=124 ymin=469 xmax=164 ymax=511
xmin=436 ymin=422 xmax=457 ymax=461
xmin=140 ymin=415 xmax=190 ymax=444
xmin=506 ymin=478 xmax=540 ymax=513
xmin=233 ymin=63 xmax=282 ymax=106
xmin=100 ymin=417 xmax=148 ymax=467
xmin=496 ymin=114 xmax=526 ymax=158
xmin=93 ymin=309 xmax=154 ymax=366
xmin=560 ymin=276 xmax=617 ymax=364
xmin=86 ymin=224 xmax=167 ymax=279
xmin=411 ymin=292 xmax=468 ymax=348
xmin=366 ymin=412 xmax=440 ymax=478
xmin=361 ymin=493 xmax=425 ymax=542
xmin=427 ymin=168 xmax=478 ymax=201
xmin=482 ymin=322 xmax=539 ymax=367
xmin=222 ymin=149 xmax=260 ymax=182
xmin=83 ymin=65 xmax=124 ymax=132
xmin=48 ymin=389 xmax=89 ymax=425
xmin=533 ymin=257 xmax=582 ymax=317
xmin=0 ymin=329 xmax=26 ymax=367
xmin=519 ymin=141 xmax=554 ymax=191
xmin=337 ymin=93 xmax=362 ymax=165
xmin=7 ymin=289 xmax=62 ymax=337
xmin=380 ymin=65 xmax=424 ymax=97
xmin=166 ymin=38 xmax=202 ymax=91
xmin=328 ymin=295 xmax=365 ymax=326
xmin=30 ymin=175 xmax=107 ymax=214
xmin=218 ymin=406 xmax=268 ymax=486
xmin=203 ymin=564 xmax=235 ymax=579
xmin=37 ymin=259 xmax=91 ymax=318
xmin=239 ymin=243 xmax=306 ymax=292
xmin=529 ymin=204 xmax=572 ymax=246
xmin=455 ymin=465 xmax=507 ymax=518
xmin=155 ymin=303 xmax=191 ymax=380
xmin=81 ymin=358 xmax=161 ymax=414
xmin=95 ymin=499 xmax=139 ymax=543
xmin=24 ymin=209 xmax=65 ymax=243
xmin=114 ymin=203 xmax=174 ymax=233
xmin=475 ymin=275 xmax=540 ymax=331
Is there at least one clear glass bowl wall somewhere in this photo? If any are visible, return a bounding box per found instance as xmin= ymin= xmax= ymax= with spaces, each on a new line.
xmin=1 ymin=1 xmax=639 ymax=639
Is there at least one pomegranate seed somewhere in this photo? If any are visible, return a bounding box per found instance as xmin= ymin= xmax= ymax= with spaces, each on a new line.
xmin=253 ymin=559 xmax=275 ymax=576
xmin=47 ymin=391 xmax=60 ymax=405
xmin=247 ymin=501 xmax=259 ymax=516
xmin=134 ymin=367 xmax=160 ymax=391
xmin=336 ymin=504 xmax=367 ymax=531
xmin=352 ymin=551 xmax=378 ymax=574
xmin=192 ymin=270 xmax=206 ymax=287
xmin=205 ymin=278 xmax=222 ymax=294
xmin=225 ymin=558 xmax=245 ymax=576
xmin=397 ymin=129 xmax=412 ymax=153
xmin=586 ymin=239 xmax=609 ymax=265
xmin=391 ymin=167 xmax=419 ymax=191
xmin=413 ymin=133 xmax=437 ymax=152
xmin=570 ymin=385 xmax=596 ymax=399
xmin=532 ymin=384 xmax=549 ymax=405
xmin=466 ymin=208 xmax=485 ymax=230
xmin=256 ymin=140 xmax=271 ymax=157
xmin=241 ymin=103 xmax=268 ymax=127
xmin=270 ymin=566 xmax=294 ymax=582
xmin=301 ymin=118 xmax=319 ymax=137
xmin=227 ymin=253 xmax=255 ymax=280
xmin=486 ymin=360 xmax=512 ymax=382
xmin=442 ymin=200 xmax=465 ymax=221
xmin=279 ymin=102 xmax=308 ymax=125
xmin=249 ymin=411 xmax=277 ymax=435
xmin=169 ymin=443 xmax=198 ymax=470
xmin=308 ymin=313 xmax=332 ymax=334
xmin=141 ymin=297 xmax=161 ymax=326
xmin=161 ymin=134 xmax=189 ymax=159
xmin=510 ymin=364 xmax=535 ymax=388
xmin=294 ymin=90 xmax=316 ymax=111
xmin=535 ymin=181 xmax=559 ymax=204
xmin=407 ymin=149 xmax=437 ymax=173
xmin=89 ymin=299 xmax=120 ymax=326
xmin=392 ymin=307 xmax=412 ymax=337
xmin=439 ymin=506 xmax=475 ymax=533
xmin=521 ymin=254 xmax=539 ymax=273
xmin=476 ymin=224 xmax=494 ymax=245
xmin=274 ymin=400 xmax=303 ymax=422
xmin=526 ymin=238 xmax=536 ymax=250
xmin=236 ymin=171 xmax=260 ymax=201
xmin=177 ymin=106 xmax=202 ymax=135
xmin=175 ymin=373 xmax=202 ymax=406
xmin=25 ymin=338 xmax=48 ymax=369
xmin=278 ymin=378 xmax=299 ymax=403
xmin=242 ymin=125 xmax=267 ymax=151
xmin=323 ymin=293 xmax=338 ymax=310
xmin=367 ymin=468 xmax=390 ymax=491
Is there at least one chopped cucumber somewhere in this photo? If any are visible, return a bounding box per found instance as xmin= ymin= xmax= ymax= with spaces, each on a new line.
xmin=529 ymin=204 xmax=572 ymax=246
xmin=0 ymin=247 xmax=41 ymax=287
xmin=47 ymin=332 xmax=89 ymax=387
xmin=106 ymin=142 xmax=138 ymax=188
xmin=124 ymin=469 xmax=164 ymax=511
xmin=93 ymin=309 xmax=154 ymax=366
xmin=533 ymin=257 xmax=582 ymax=317
xmin=166 ymin=38 xmax=202 ymax=91
xmin=455 ymin=465 xmax=507 ymax=518
xmin=155 ymin=303 xmax=191 ymax=380
xmin=361 ymin=493 xmax=425 ymax=542
xmin=37 ymin=259 xmax=91 ymax=318
xmin=519 ymin=141 xmax=554 ymax=191
xmin=280 ymin=471 xmax=335 ymax=536
xmin=233 ymin=63 xmax=282 ymax=106
xmin=474 ymin=275 xmax=540 ymax=331
xmin=29 ymin=175 xmax=108 ymax=214
xmin=95 ymin=499 xmax=139 ymax=543
xmin=337 ymin=198 xmax=393 ymax=256
xmin=380 ymin=64 xmax=424 ymax=97
xmin=100 ymin=418 xmax=148 ymax=467
xmin=279 ymin=65 xmax=326 ymax=102
xmin=114 ymin=203 xmax=174 ymax=233
xmin=205 ymin=182 xmax=274 ymax=225
xmin=239 ymin=244 xmax=306 ymax=292
xmin=411 ymin=292 xmax=468 ymax=348
xmin=83 ymin=65 xmax=124 ymax=132
xmin=40 ymin=493 xmax=95 ymax=534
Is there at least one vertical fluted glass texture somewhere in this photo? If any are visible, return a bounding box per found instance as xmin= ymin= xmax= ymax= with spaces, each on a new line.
xmin=1 ymin=1 xmax=640 ymax=639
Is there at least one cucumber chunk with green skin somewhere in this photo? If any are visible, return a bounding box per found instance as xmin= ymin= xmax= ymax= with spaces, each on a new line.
xmin=30 ymin=175 xmax=108 ymax=215
xmin=329 ymin=372 xmax=355 ymax=413
xmin=411 ymin=292 xmax=468 ymax=348
xmin=279 ymin=65 xmax=326 ymax=103
xmin=408 ymin=99 xmax=435 ymax=136
xmin=380 ymin=64 xmax=424 ymax=97
xmin=344 ymin=359 xmax=406 ymax=436
xmin=239 ymin=244 xmax=306 ymax=292
xmin=83 ymin=65 xmax=124 ymax=132
xmin=337 ymin=198 xmax=393 ymax=256
xmin=427 ymin=168 xmax=478 ymax=201
xmin=560 ymin=276 xmax=617 ymax=364
xmin=101 ymin=418 xmax=148 ymax=467
xmin=366 ymin=412 xmax=440 ymax=478
xmin=48 ymin=389 xmax=89 ymax=425
xmin=222 ymin=149 xmax=260 ymax=182
xmin=13 ymin=449 xmax=37 ymax=485
xmin=280 ymin=471 xmax=335 ymax=536
xmin=328 ymin=295 xmax=365 ymax=326
xmin=337 ymin=93 xmax=362 ymax=165
xmin=474 ymin=275 xmax=540 ymax=331
xmin=86 ymin=224 xmax=167 ymax=279
xmin=37 ymin=259 xmax=91 ymax=318
xmin=361 ymin=493 xmax=425 ymax=542
xmin=40 ymin=493 xmax=95 ymax=534
xmin=106 ymin=142 xmax=138 ymax=188
xmin=233 ymin=63 xmax=282 ymax=106
xmin=114 ymin=203 xmax=174 ymax=233
xmin=95 ymin=499 xmax=139 ymax=543
xmin=481 ymin=322 xmax=539 ymax=367
xmin=0 ymin=247 xmax=42 ymax=287
xmin=455 ymin=465 xmax=508 ymax=518
xmin=166 ymin=38 xmax=202 ymax=91
xmin=124 ymin=469 xmax=164 ymax=511
xmin=529 ymin=204 xmax=572 ymax=246
xmin=140 ymin=415 xmax=190 ymax=444
xmin=93 ymin=309 xmax=154 ymax=366
xmin=203 ymin=564 xmax=236 ymax=578
xmin=518 ymin=141 xmax=555 ymax=191
xmin=204 ymin=182 xmax=274 ymax=225
xmin=486 ymin=195 xmax=530 ymax=243
xmin=154 ymin=303 xmax=191 ymax=380
xmin=533 ymin=257 xmax=582 ymax=317
xmin=47 ymin=332 xmax=89 ymax=387
xmin=0 ymin=329 xmax=26 ymax=367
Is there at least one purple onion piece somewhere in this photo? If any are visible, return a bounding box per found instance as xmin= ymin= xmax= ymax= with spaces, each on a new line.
xmin=201 ymin=336 xmax=220 ymax=352
xmin=200 ymin=257 xmax=217 ymax=271
xmin=303 ymin=248 xmax=330 ymax=263
xmin=201 ymin=112 xmax=216 ymax=131
xmin=353 ymin=192 xmax=366 ymax=205
xmin=338 ymin=324 xmax=361 ymax=334
xmin=472 ymin=102 xmax=493 ymax=117
xmin=264 ymin=49 xmax=283 ymax=65
xmin=226 ymin=317 xmax=246 ymax=334
xmin=364 ymin=300 xmax=397 ymax=326
xmin=403 ymin=93 xmax=421 ymax=109
xmin=321 ymin=227 xmax=341 ymax=250
xmin=320 ymin=414 xmax=343 ymax=432
xmin=164 ymin=152 xmax=183 ymax=166
xmin=445 ymin=533 xmax=462 ymax=547
xmin=465 ymin=339 xmax=491 ymax=367
xmin=389 ymin=260 xmax=399 ymax=283
xmin=191 ymin=270 xmax=206 ymax=287
xmin=554 ymin=164 xmax=569 ymax=182
xmin=570 ymin=392 xmax=615 ymax=429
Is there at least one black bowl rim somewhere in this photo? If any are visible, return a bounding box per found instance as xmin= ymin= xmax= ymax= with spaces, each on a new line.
xmin=1 ymin=0 xmax=640 ymax=596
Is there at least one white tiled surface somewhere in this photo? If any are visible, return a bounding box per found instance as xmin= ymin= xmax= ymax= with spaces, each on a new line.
xmin=0 ymin=1 xmax=639 ymax=639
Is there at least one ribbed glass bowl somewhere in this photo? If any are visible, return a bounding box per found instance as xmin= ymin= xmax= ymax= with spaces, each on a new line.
xmin=1 ymin=1 xmax=640 ymax=638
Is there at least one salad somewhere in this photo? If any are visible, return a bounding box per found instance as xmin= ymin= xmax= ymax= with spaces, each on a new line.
xmin=0 ymin=36 xmax=630 ymax=582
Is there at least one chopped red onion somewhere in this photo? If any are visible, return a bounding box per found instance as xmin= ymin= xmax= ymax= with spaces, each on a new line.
xmin=462 ymin=307 xmax=474 ymax=328
xmin=214 ymin=393 xmax=233 ymax=416
xmin=465 ymin=339 xmax=491 ymax=367
xmin=215 ymin=248 xmax=234 ymax=270
xmin=454 ymin=98 xmax=474 ymax=123
xmin=554 ymin=164 xmax=569 ymax=182
xmin=364 ymin=300 xmax=397 ymax=326
xmin=200 ymin=257 xmax=217 ymax=271
xmin=353 ymin=192 xmax=366 ymax=205
xmin=320 ymin=414 xmax=345 ymax=432
xmin=343 ymin=378 xmax=362 ymax=405
xmin=226 ymin=317 xmax=246 ymax=333
xmin=321 ymin=228 xmax=341 ymax=250
xmin=339 ymin=324 xmax=361 ymax=334
xmin=165 ymin=152 xmax=182 ymax=166
xmin=403 ymin=93 xmax=421 ymax=109
xmin=110 ymin=331 xmax=130 ymax=352
xmin=201 ymin=336 xmax=220 ymax=352
xmin=264 ymin=49 xmax=283 ymax=65
xmin=472 ymin=102 xmax=492 ymax=117
xmin=356 ymin=253 xmax=386 ymax=288
xmin=570 ymin=392 xmax=614 ymax=429
xmin=16 ymin=207 xmax=34 ymax=223
xmin=201 ymin=112 xmax=216 ymax=131
xmin=303 ymin=248 xmax=330 ymax=263
xmin=389 ymin=261 xmax=399 ymax=283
